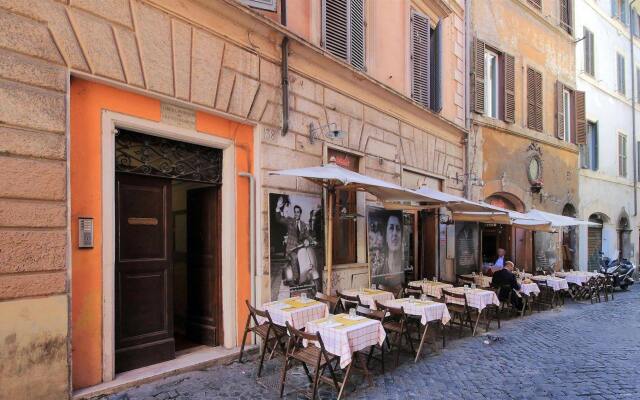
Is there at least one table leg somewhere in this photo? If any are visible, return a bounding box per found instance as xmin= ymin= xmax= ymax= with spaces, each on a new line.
xmin=358 ymin=351 xmax=373 ymax=387
xmin=337 ymin=360 xmax=354 ymax=400
xmin=414 ymin=323 xmax=429 ymax=363
xmin=472 ymin=309 xmax=482 ymax=336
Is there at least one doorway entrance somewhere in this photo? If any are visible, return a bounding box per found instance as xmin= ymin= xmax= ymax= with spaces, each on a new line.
xmin=114 ymin=130 xmax=223 ymax=373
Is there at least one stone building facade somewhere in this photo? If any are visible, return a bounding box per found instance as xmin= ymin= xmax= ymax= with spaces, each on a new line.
xmin=0 ymin=0 xmax=467 ymax=398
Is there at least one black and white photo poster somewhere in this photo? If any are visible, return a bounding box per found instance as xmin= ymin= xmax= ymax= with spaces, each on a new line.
xmin=269 ymin=193 xmax=324 ymax=300
xmin=368 ymin=206 xmax=404 ymax=286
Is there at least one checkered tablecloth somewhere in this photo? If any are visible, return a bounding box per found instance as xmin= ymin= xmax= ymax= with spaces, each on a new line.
xmin=341 ymin=288 xmax=395 ymax=310
xmin=444 ymin=287 xmax=500 ymax=311
xmin=261 ymin=298 xmax=329 ymax=329
xmin=554 ymin=271 xmax=598 ymax=286
xmin=382 ymin=298 xmax=451 ymax=325
xmin=408 ymin=281 xmax=453 ymax=299
xmin=460 ymin=274 xmax=493 ymax=288
xmin=305 ymin=315 xmax=386 ymax=369
xmin=531 ymin=276 xmax=569 ymax=291
xmin=518 ymin=282 xmax=540 ymax=296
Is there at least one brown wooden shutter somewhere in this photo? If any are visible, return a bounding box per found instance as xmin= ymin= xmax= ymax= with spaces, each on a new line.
xmin=575 ymin=90 xmax=586 ymax=144
xmin=527 ymin=67 xmax=543 ymax=132
xmin=560 ymin=0 xmax=571 ymax=33
xmin=556 ymin=81 xmax=565 ymax=140
xmin=323 ymin=0 xmax=349 ymax=61
xmin=411 ymin=10 xmax=431 ymax=109
xmin=350 ymin=0 xmax=365 ymax=70
xmin=503 ymin=53 xmax=515 ymax=123
xmin=528 ymin=0 xmax=542 ymax=10
xmin=472 ymin=38 xmax=485 ymax=114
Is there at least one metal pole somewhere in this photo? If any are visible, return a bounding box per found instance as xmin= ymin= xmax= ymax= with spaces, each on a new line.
xmin=238 ymin=172 xmax=256 ymax=308
xmin=631 ymin=0 xmax=638 ymax=217
xmin=326 ymin=188 xmax=334 ymax=295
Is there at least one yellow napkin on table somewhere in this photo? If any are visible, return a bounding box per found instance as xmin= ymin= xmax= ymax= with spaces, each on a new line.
xmin=362 ymin=288 xmax=385 ymax=294
xmin=332 ymin=314 xmax=369 ymax=329
xmin=281 ymin=298 xmax=319 ymax=309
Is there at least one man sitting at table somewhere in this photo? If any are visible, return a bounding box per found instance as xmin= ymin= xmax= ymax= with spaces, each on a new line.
xmin=491 ymin=261 xmax=523 ymax=309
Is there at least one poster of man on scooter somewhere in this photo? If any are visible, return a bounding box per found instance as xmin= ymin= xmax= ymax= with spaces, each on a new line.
xmin=269 ymin=192 xmax=324 ymax=300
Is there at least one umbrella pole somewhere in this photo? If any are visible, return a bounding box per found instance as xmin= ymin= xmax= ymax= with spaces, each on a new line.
xmin=326 ymin=188 xmax=334 ymax=295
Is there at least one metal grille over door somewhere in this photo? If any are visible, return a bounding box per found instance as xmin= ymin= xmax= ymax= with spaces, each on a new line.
xmin=115 ymin=129 xmax=222 ymax=184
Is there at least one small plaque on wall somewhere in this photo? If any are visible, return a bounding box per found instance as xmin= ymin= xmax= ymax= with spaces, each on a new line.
xmin=160 ymin=103 xmax=196 ymax=130
xmin=78 ymin=217 xmax=94 ymax=249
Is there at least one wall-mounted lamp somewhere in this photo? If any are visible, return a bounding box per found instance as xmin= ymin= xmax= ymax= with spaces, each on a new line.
xmin=309 ymin=122 xmax=347 ymax=144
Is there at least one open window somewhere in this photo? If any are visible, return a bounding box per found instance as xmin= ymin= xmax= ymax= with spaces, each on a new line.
xmin=322 ymin=0 xmax=366 ymax=71
xmin=410 ymin=10 xmax=443 ymax=113
xmin=472 ymin=38 xmax=515 ymax=123
xmin=555 ymin=81 xmax=586 ymax=145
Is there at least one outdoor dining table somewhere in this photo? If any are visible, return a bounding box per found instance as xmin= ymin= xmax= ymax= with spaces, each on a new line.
xmin=261 ymin=297 xmax=329 ymax=329
xmin=460 ymin=274 xmax=493 ymax=288
xmin=408 ymin=280 xmax=453 ymax=299
xmin=305 ymin=313 xmax=386 ymax=397
xmin=444 ymin=287 xmax=500 ymax=336
xmin=341 ymin=288 xmax=395 ymax=310
xmin=515 ymin=281 xmax=540 ymax=316
xmin=381 ymin=297 xmax=451 ymax=362
xmin=554 ymin=271 xmax=598 ymax=286
xmin=531 ymin=275 xmax=569 ymax=291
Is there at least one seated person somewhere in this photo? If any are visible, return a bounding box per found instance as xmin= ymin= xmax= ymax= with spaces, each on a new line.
xmin=491 ymin=261 xmax=523 ymax=309
xmin=492 ymin=248 xmax=506 ymax=271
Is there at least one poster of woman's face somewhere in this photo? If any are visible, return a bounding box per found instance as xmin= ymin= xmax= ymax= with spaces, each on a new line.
xmin=368 ymin=206 xmax=404 ymax=286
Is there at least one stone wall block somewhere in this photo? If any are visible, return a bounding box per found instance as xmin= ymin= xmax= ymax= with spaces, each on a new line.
xmin=0 ymin=79 xmax=66 ymax=133
xmin=228 ymin=74 xmax=260 ymax=118
xmin=0 ymin=49 xmax=66 ymax=92
xmin=192 ymin=28 xmax=224 ymax=107
xmin=0 ymin=199 xmax=66 ymax=228
xmin=383 ymin=130 xmax=400 ymax=148
xmin=259 ymin=59 xmax=280 ymax=87
xmin=365 ymin=137 xmax=397 ymax=161
xmin=71 ymin=0 xmax=133 ymax=27
xmin=426 ymin=135 xmax=436 ymax=172
xmin=260 ymin=102 xmax=282 ymax=128
xmin=69 ymin=9 xmax=125 ymax=81
xmin=347 ymin=117 xmax=363 ymax=150
xmin=0 ymin=126 xmax=65 ymax=160
xmin=262 ymin=143 xmax=320 ymax=170
xmin=0 ymin=271 xmax=66 ymax=300
xmin=248 ymin=84 xmax=279 ymax=121
xmin=296 ymin=176 xmax=323 ymax=193
xmin=0 ymin=156 xmax=66 ymax=200
xmin=262 ymin=171 xmax=297 ymax=191
xmin=0 ymin=230 xmax=66 ymax=274
xmin=295 ymin=96 xmax=326 ymax=120
xmin=365 ymin=155 xmax=397 ymax=175
xmin=172 ymin=19 xmax=192 ymax=100
xmin=400 ymin=121 xmax=414 ymax=139
xmin=261 ymin=125 xmax=295 ymax=150
xmin=214 ymin=68 xmax=235 ymax=111
xmin=400 ymin=137 xmax=416 ymax=167
xmin=223 ymin=44 xmax=259 ymax=79
xmin=363 ymin=106 xmax=400 ymax=133
xmin=359 ymin=124 xmax=383 ymax=152
xmin=0 ymin=10 xmax=64 ymax=64
xmin=324 ymin=88 xmax=363 ymax=119
xmin=288 ymin=110 xmax=319 ymax=135
xmin=289 ymin=73 xmax=320 ymax=103
xmin=295 ymin=133 xmax=323 ymax=156
xmin=113 ymin=25 xmax=145 ymax=87
xmin=133 ymin=0 xmax=174 ymax=95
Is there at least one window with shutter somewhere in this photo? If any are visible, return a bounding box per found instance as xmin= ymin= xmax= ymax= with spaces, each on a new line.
xmin=560 ymin=0 xmax=572 ymax=34
xmin=618 ymin=133 xmax=628 ymax=177
xmin=575 ymin=90 xmax=586 ymax=145
xmin=484 ymin=50 xmax=499 ymax=119
xmin=431 ymin=20 xmax=443 ymax=113
xmin=323 ymin=0 xmax=366 ymax=71
xmin=527 ymin=67 xmax=543 ymax=132
xmin=580 ymin=121 xmax=598 ymax=170
xmin=556 ymin=81 xmax=566 ymax=140
xmin=472 ymin=38 xmax=486 ymax=114
xmin=622 ymin=0 xmax=629 ymax=25
xmin=411 ymin=10 xmax=431 ymax=109
xmin=240 ymin=0 xmax=277 ymax=12
xmin=504 ymin=53 xmax=515 ymax=123
xmin=528 ymin=0 xmax=542 ymax=10
xmin=617 ymin=53 xmax=626 ymax=95
xmin=612 ymin=0 xmax=621 ymax=18
xmin=584 ymin=28 xmax=594 ymax=76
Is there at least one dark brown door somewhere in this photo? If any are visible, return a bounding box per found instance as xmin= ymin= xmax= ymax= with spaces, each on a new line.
xmin=115 ymin=173 xmax=174 ymax=373
xmin=419 ymin=211 xmax=438 ymax=279
xmin=186 ymin=187 xmax=222 ymax=346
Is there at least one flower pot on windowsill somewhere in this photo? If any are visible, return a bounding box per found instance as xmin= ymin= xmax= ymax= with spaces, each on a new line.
xmin=530 ymin=180 xmax=543 ymax=193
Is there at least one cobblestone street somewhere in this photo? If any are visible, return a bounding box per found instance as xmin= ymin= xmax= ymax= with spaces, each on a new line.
xmin=106 ymin=287 xmax=640 ymax=400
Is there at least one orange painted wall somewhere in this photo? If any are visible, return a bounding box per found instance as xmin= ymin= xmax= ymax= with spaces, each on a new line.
xmin=70 ymin=79 xmax=253 ymax=389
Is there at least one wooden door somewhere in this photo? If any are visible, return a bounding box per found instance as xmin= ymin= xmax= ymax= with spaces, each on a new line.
xmin=115 ymin=173 xmax=174 ymax=373
xmin=186 ymin=187 xmax=222 ymax=346
xmin=419 ymin=211 xmax=438 ymax=279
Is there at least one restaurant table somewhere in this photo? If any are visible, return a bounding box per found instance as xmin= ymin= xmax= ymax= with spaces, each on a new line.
xmin=444 ymin=287 xmax=500 ymax=336
xmin=408 ymin=280 xmax=453 ymax=299
xmin=460 ymin=274 xmax=493 ymax=288
xmin=382 ymin=298 xmax=451 ymax=362
xmin=261 ymin=297 xmax=329 ymax=329
xmin=341 ymin=288 xmax=395 ymax=310
xmin=531 ymin=275 xmax=569 ymax=291
xmin=554 ymin=271 xmax=599 ymax=286
xmin=515 ymin=282 xmax=540 ymax=317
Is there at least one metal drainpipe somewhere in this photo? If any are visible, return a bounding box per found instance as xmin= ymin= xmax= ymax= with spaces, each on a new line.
xmin=239 ymin=172 xmax=256 ymax=309
xmin=464 ymin=0 xmax=472 ymax=200
xmin=631 ymin=1 xmax=638 ymax=217
xmin=281 ymin=0 xmax=289 ymax=136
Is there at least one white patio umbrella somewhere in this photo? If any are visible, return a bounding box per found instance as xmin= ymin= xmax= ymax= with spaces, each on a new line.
xmin=269 ymin=161 xmax=430 ymax=294
xmin=524 ymin=209 xmax=601 ymax=228
xmin=454 ymin=203 xmax=554 ymax=231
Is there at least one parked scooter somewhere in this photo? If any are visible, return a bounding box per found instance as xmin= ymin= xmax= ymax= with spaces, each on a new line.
xmin=598 ymin=251 xmax=636 ymax=290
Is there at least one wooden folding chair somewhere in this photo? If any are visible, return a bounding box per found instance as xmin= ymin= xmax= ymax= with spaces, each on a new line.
xmin=377 ymin=284 xmax=403 ymax=299
xmin=279 ymin=322 xmax=342 ymax=400
xmin=402 ymin=282 xmax=423 ymax=298
xmin=533 ymin=280 xmax=554 ymax=310
xmin=603 ymin=274 xmax=615 ymax=301
xmin=239 ymin=300 xmax=287 ymax=377
xmin=442 ymin=288 xmax=476 ymax=337
xmin=374 ymin=300 xmax=415 ymax=367
xmin=315 ymin=292 xmax=339 ymax=314
xmin=456 ymin=274 xmax=476 ymax=287
xmin=355 ymin=306 xmax=388 ymax=373
xmin=336 ymin=290 xmax=363 ymax=311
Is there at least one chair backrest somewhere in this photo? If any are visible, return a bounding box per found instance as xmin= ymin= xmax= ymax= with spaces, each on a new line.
xmin=374 ymin=300 xmax=406 ymax=319
xmin=402 ymin=283 xmax=423 ymax=298
xmin=442 ymin=288 xmax=469 ymax=308
xmin=315 ymin=292 xmax=339 ymax=313
xmin=457 ymin=274 xmax=475 ymax=286
xmin=336 ymin=290 xmax=360 ymax=310
xmin=284 ymin=321 xmax=325 ymax=357
xmin=356 ymin=305 xmax=385 ymax=322
xmin=246 ymin=300 xmax=272 ymax=326
xmin=378 ymin=284 xmax=402 ymax=299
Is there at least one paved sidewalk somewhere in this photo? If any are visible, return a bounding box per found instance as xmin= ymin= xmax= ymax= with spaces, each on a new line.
xmin=105 ymin=286 xmax=640 ymax=399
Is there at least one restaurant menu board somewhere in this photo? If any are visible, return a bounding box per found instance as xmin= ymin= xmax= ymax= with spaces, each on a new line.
xmin=455 ymin=222 xmax=478 ymax=275
xmin=269 ymin=192 xmax=324 ymax=300
xmin=534 ymin=231 xmax=557 ymax=273
xmin=368 ymin=206 xmax=404 ymax=287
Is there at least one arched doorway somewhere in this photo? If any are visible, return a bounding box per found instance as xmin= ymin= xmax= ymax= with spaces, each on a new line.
xmin=483 ymin=193 xmax=531 ymax=271
xmin=618 ymin=213 xmax=632 ymax=260
xmin=561 ymin=203 xmax=577 ymax=269
xmin=587 ymin=213 xmax=606 ymax=271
